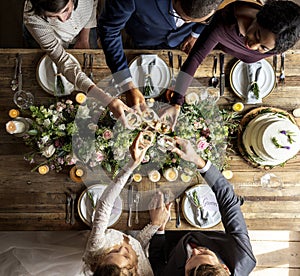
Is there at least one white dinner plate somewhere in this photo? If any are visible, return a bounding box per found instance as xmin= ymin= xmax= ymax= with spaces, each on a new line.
xmin=182 ymin=184 xmax=221 ymax=229
xmin=36 ymin=54 xmax=80 ymax=96
xmin=129 ymin=55 xmax=171 ymax=98
xmin=78 ymin=184 xmax=122 ymax=227
xmin=230 ymin=59 xmax=276 ymax=100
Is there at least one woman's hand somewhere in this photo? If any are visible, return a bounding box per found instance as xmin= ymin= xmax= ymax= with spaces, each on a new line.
xmin=172 ymin=137 xmax=206 ymax=169
xmin=129 ymin=131 xmax=153 ymax=169
xmin=149 ymin=192 xmax=172 ymax=231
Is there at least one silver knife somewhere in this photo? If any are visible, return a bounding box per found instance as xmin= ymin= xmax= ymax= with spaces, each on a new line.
xmin=128 ymin=185 xmax=134 ymax=227
xmin=17 ymin=54 xmax=22 ymax=92
xmin=219 ymin=53 xmax=225 ymax=96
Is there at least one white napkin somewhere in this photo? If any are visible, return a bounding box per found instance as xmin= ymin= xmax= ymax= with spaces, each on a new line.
xmin=246 ymin=62 xmax=262 ymax=104
xmin=51 ymin=62 xmax=72 ymax=96
xmin=140 ymin=54 xmax=159 ymax=96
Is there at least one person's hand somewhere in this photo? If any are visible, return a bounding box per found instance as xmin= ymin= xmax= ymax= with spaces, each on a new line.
xmin=121 ymin=82 xmax=147 ymax=114
xmin=172 ymin=137 xmax=206 ymax=169
xmin=159 ymin=104 xmax=181 ymax=131
xmin=149 ymin=191 xmax=172 ymax=231
xmin=180 ymin=35 xmax=197 ymax=54
xmin=108 ymin=98 xmax=133 ymax=128
xmin=129 ymin=131 xmax=153 ymax=168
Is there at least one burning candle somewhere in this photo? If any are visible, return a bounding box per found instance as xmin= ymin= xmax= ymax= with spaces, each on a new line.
xmin=163 ymin=167 xmax=178 ymax=182
xmin=38 ymin=165 xmax=49 ymax=175
xmin=8 ymin=109 xmax=20 ymax=118
xmin=75 ymin=93 xmax=87 ymax=104
xmin=148 ymin=170 xmax=161 ymax=182
xmin=6 ymin=120 xmax=26 ymax=134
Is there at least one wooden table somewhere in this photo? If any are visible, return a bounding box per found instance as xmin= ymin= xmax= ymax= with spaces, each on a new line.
xmin=0 ymin=48 xmax=300 ymax=231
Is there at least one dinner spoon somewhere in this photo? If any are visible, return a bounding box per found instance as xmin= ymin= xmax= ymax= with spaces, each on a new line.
xmin=11 ymin=54 xmax=19 ymax=91
xmin=209 ymin=55 xmax=218 ymax=88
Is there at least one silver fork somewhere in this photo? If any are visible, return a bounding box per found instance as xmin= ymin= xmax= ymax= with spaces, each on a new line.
xmin=279 ymin=52 xmax=285 ymax=84
xmin=70 ymin=193 xmax=77 ymax=225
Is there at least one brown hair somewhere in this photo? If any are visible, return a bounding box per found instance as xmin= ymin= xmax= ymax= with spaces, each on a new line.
xmin=190 ymin=263 xmax=230 ymax=276
xmin=93 ymin=264 xmax=137 ymax=276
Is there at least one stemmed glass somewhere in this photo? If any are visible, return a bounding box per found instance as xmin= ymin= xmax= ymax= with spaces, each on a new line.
xmin=13 ymin=90 xmax=34 ymax=109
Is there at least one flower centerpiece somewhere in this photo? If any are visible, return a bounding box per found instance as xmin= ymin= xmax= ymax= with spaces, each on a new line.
xmin=18 ymin=91 xmax=239 ymax=180
xmin=23 ymin=99 xmax=78 ymax=172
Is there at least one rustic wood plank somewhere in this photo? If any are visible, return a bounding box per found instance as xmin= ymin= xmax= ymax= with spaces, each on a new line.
xmin=1 ymin=48 xmax=300 ymax=233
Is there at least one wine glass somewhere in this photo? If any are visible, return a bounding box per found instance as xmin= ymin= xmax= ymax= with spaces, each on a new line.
xmin=13 ymin=90 xmax=34 ymax=109
xmin=253 ymin=172 xmax=283 ymax=190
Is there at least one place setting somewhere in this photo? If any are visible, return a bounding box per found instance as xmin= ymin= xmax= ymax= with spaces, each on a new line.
xmin=36 ymin=53 xmax=80 ymax=96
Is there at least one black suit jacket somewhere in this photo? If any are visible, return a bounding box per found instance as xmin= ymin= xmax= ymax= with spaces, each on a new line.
xmin=149 ymin=165 xmax=256 ymax=276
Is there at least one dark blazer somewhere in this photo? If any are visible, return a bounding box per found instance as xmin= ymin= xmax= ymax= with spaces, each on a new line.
xmin=149 ymin=165 xmax=256 ymax=276
xmin=98 ymin=0 xmax=205 ymax=83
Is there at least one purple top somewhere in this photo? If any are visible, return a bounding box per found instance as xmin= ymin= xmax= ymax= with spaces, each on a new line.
xmin=172 ymin=3 xmax=273 ymax=105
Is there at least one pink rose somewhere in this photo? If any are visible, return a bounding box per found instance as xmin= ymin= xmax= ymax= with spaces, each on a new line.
xmin=103 ymin=129 xmax=113 ymax=140
xmin=197 ymin=140 xmax=209 ymax=151
xmin=95 ymin=151 xmax=105 ymax=162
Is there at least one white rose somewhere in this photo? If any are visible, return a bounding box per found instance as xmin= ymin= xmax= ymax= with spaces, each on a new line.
xmin=58 ymin=124 xmax=66 ymax=130
xmin=52 ymin=114 xmax=59 ymax=123
xmin=41 ymin=135 xmax=50 ymax=144
xmin=185 ymin=92 xmax=199 ymax=105
xmin=42 ymin=144 xmax=56 ymax=158
xmin=43 ymin=118 xmax=51 ymax=128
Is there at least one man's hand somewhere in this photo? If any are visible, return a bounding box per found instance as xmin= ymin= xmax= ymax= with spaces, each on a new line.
xmin=180 ymin=35 xmax=197 ymax=54
xmin=159 ymin=104 xmax=181 ymax=131
xmin=149 ymin=192 xmax=172 ymax=231
xmin=121 ymin=81 xmax=147 ymax=114
xmin=172 ymin=137 xmax=206 ymax=169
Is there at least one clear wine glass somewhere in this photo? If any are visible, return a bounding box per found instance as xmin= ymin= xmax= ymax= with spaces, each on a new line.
xmin=13 ymin=90 xmax=34 ymax=109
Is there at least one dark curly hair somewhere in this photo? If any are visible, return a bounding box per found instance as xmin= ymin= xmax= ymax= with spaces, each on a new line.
xmin=256 ymin=0 xmax=300 ymax=53
xmin=179 ymin=0 xmax=223 ymax=19
xmin=28 ymin=0 xmax=78 ymax=16
xmin=189 ymin=263 xmax=230 ymax=276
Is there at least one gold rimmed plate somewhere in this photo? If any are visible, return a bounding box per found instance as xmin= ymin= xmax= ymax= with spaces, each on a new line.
xmin=230 ymin=59 xmax=276 ymax=100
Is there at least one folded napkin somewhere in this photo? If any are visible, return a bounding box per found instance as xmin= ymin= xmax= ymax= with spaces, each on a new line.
xmin=140 ymin=54 xmax=159 ymax=97
xmin=246 ymin=62 xmax=262 ymax=104
xmin=51 ymin=62 xmax=72 ymax=96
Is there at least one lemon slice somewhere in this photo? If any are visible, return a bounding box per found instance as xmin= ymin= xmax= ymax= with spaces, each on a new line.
xmin=232 ymin=102 xmax=244 ymax=112
xmin=222 ymin=170 xmax=233 ymax=179
xmin=133 ymin=173 xmax=142 ymax=182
